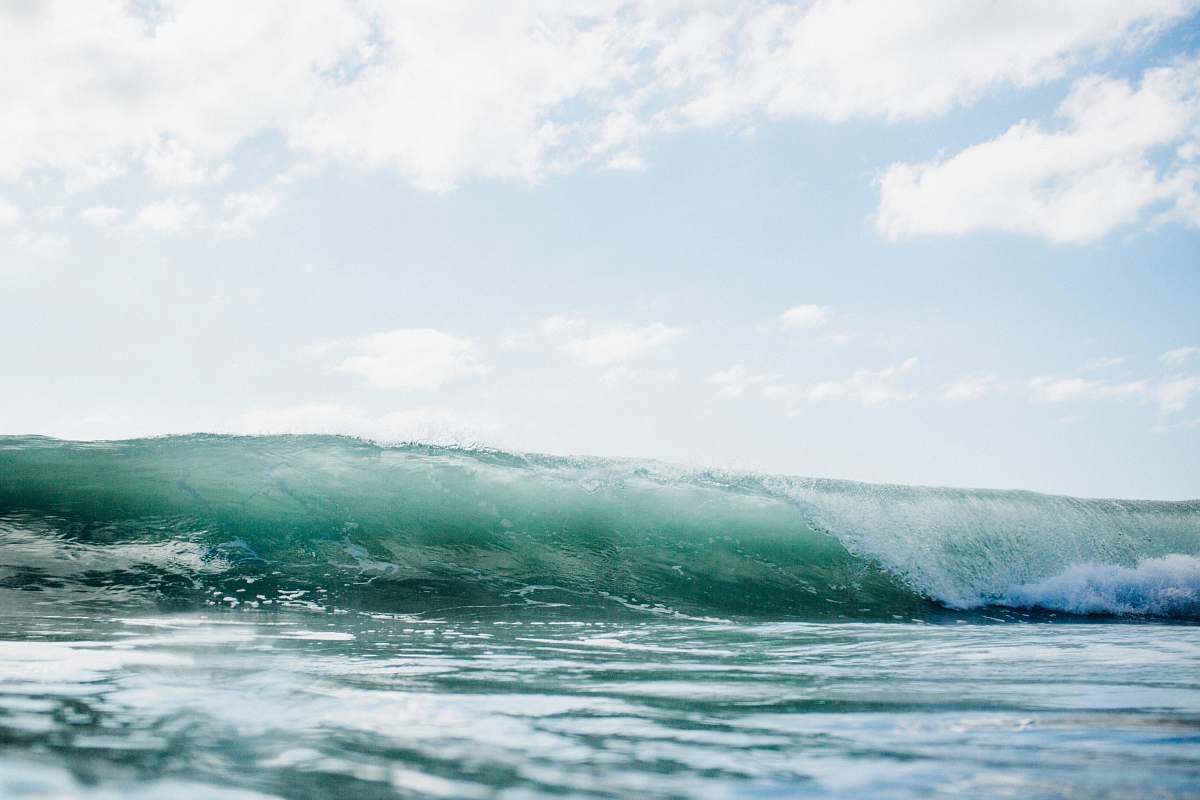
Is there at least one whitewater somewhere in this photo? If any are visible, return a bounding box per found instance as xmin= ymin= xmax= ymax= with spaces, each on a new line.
xmin=1 ymin=434 xmax=1198 ymax=797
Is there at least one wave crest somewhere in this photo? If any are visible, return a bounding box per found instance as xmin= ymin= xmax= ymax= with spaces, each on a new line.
xmin=1 ymin=434 xmax=1197 ymax=620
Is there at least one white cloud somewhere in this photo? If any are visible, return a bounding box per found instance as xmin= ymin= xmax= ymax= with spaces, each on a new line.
xmin=134 ymin=199 xmax=200 ymax=233
xmin=877 ymin=57 xmax=1200 ymax=243
xmin=336 ymin=328 xmax=488 ymax=391
xmin=541 ymin=314 xmax=586 ymax=337
xmin=543 ymin=314 xmax=685 ymax=370
xmin=1028 ymin=377 xmax=1147 ymax=404
xmin=940 ymin=372 xmax=1000 ymax=401
xmin=0 ymin=197 xmax=20 ymax=226
xmin=556 ymin=323 xmax=684 ymax=366
xmin=65 ymin=159 xmax=125 ymax=193
xmin=0 ymin=0 xmax=366 ymax=184
xmin=146 ymin=139 xmax=230 ymax=186
xmin=935 ymin=366 xmax=1200 ymax=416
xmin=80 ymin=205 xmax=122 ymax=227
xmin=793 ymin=356 xmax=920 ymax=407
xmin=708 ymin=365 xmax=769 ymax=398
xmin=1157 ymin=375 xmax=1200 ymax=413
xmin=1 ymin=1 xmax=1192 ymax=192
xmin=1161 ymin=345 xmax=1200 ymax=366
xmin=218 ymin=191 xmax=278 ymax=233
xmin=658 ymin=1 xmax=1193 ymax=128
xmin=293 ymin=4 xmax=640 ymax=191
xmin=778 ymin=304 xmax=831 ymax=329
xmin=1027 ymin=374 xmax=1200 ymax=414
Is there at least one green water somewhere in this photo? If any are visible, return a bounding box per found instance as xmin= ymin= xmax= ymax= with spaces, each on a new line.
xmin=0 ymin=435 xmax=1198 ymax=797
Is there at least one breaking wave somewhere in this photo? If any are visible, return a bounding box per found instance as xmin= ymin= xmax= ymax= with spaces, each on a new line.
xmin=0 ymin=435 xmax=1196 ymax=621
xmin=998 ymin=554 xmax=1200 ymax=617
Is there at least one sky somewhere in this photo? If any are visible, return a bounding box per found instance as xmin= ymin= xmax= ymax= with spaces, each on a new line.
xmin=1 ymin=0 xmax=1199 ymax=500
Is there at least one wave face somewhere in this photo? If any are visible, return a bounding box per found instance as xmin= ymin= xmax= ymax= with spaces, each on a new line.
xmin=0 ymin=435 xmax=1197 ymax=620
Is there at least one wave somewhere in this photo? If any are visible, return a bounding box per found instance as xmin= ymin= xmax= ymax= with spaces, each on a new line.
xmin=0 ymin=434 xmax=1197 ymax=621
xmin=998 ymin=555 xmax=1200 ymax=617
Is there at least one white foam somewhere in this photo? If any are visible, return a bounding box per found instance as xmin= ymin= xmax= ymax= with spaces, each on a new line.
xmin=994 ymin=554 xmax=1200 ymax=617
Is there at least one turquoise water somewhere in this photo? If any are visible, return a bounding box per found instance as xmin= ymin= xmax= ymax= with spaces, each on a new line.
xmin=1 ymin=435 xmax=1198 ymax=797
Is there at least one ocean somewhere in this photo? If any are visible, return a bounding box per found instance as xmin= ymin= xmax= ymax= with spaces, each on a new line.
xmin=0 ymin=434 xmax=1197 ymax=798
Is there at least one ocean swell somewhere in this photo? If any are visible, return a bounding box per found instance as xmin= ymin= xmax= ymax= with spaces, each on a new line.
xmin=0 ymin=435 xmax=1196 ymax=621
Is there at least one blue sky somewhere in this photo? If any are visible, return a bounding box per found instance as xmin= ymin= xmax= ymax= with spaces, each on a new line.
xmin=1 ymin=1 xmax=1199 ymax=499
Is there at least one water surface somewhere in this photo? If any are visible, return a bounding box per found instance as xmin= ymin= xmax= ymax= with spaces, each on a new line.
xmin=1 ymin=435 xmax=1197 ymax=797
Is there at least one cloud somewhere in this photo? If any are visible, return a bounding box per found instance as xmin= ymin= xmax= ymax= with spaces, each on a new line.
xmin=876 ymin=57 xmax=1200 ymax=243
xmin=64 ymin=160 xmax=125 ymax=193
xmin=335 ymin=328 xmax=488 ymax=390
xmin=1027 ymin=374 xmax=1200 ymax=414
xmin=218 ymin=191 xmax=278 ymax=233
xmin=0 ymin=196 xmax=20 ymax=226
xmin=1161 ymin=345 xmax=1200 ymax=366
xmin=938 ymin=365 xmax=1200 ymax=416
xmin=146 ymin=138 xmax=231 ymax=186
xmin=1027 ymin=377 xmax=1149 ymax=404
xmin=657 ymin=1 xmax=1192 ymax=128
xmin=0 ymin=0 xmax=366 ymax=184
xmin=1157 ymin=375 xmax=1200 ymax=413
xmin=708 ymin=365 xmax=769 ymax=398
xmin=792 ymin=356 xmax=920 ymax=407
xmin=233 ymin=402 xmax=495 ymax=444
xmin=1 ymin=1 xmax=1192 ymax=192
xmin=778 ymin=304 xmax=832 ymax=329
xmin=134 ymin=199 xmax=200 ymax=232
xmin=555 ymin=322 xmax=684 ymax=366
xmin=80 ymin=205 xmax=122 ymax=227
xmin=940 ymin=372 xmax=1000 ymax=401
xmin=541 ymin=314 xmax=586 ymax=337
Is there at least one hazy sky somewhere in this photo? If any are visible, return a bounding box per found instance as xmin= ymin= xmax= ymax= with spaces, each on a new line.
xmin=2 ymin=1 xmax=1199 ymax=499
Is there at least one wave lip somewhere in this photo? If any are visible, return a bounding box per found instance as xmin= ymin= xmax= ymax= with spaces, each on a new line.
xmin=996 ymin=555 xmax=1200 ymax=618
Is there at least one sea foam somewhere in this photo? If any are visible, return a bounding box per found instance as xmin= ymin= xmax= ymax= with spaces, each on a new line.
xmin=997 ymin=554 xmax=1200 ymax=617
